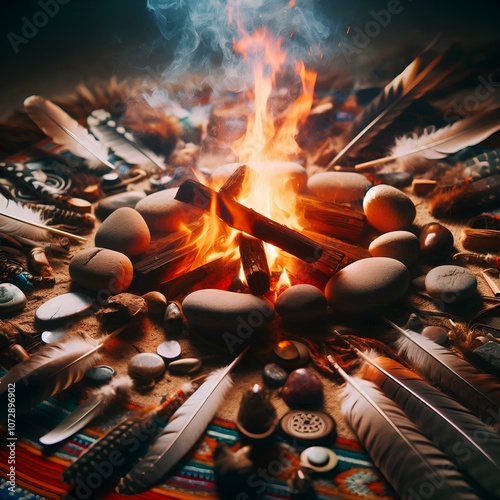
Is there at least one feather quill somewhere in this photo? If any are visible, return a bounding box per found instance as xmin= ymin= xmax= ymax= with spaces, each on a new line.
xmin=355 ymin=107 xmax=500 ymax=171
xmin=362 ymin=354 xmax=500 ymax=496
xmin=0 ymin=338 xmax=101 ymax=418
xmin=24 ymin=95 xmax=115 ymax=171
xmin=117 ymin=349 xmax=247 ymax=495
xmin=0 ymin=194 xmax=50 ymax=241
xmin=329 ymin=357 xmax=479 ymax=500
xmin=63 ymin=382 xmax=194 ymax=485
xmin=327 ymin=43 xmax=462 ymax=167
xmin=39 ymin=375 xmax=134 ymax=445
xmin=386 ymin=319 xmax=500 ymax=425
xmin=88 ymin=109 xmax=166 ymax=171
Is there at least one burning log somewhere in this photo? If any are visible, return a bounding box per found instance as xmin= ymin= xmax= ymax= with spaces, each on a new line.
xmin=175 ymin=179 xmax=323 ymax=263
xmin=218 ymin=164 xmax=249 ymax=199
xmin=296 ymin=195 xmax=367 ymax=243
xmin=238 ymin=234 xmax=270 ymax=295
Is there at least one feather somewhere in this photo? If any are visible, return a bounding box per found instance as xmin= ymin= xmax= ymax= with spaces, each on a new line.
xmin=355 ymin=108 xmax=500 ymax=171
xmin=88 ymin=109 xmax=166 ymax=171
xmin=386 ymin=319 xmax=500 ymax=425
xmin=0 ymin=338 xmax=101 ymax=418
xmin=327 ymin=43 xmax=463 ymax=167
xmin=0 ymin=194 xmax=50 ymax=241
xmin=362 ymin=354 xmax=500 ymax=496
xmin=24 ymin=95 xmax=115 ymax=171
xmin=329 ymin=358 xmax=479 ymax=500
xmin=39 ymin=375 xmax=134 ymax=445
xmin=62 ymin=382 xmax=195 ymax=485
xmin=117 ymin=349 xmax=247 ymax=495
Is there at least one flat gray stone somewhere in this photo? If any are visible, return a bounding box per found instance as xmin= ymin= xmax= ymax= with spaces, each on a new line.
xmin=128 ymin=353 xmax=165 ymax=380
xmin=97 ymin=190 xmax=147 ymax=218
xmin=0 ymin=283 xmax=26 ymax=312
xmin=262 ymin=363 xmax=288 ymax=388
xmin=425 ymin=265 xmax=477 ymax=302
xmin=157 ymin=340 xmax=182 ymax=362
xmin=182 ymin=289 xmax=274 ymax=330
xmin=325 ymin=257 xmax=410 ymax=312
xmin=84 ymin=365 xmax=115 ymax=386
xmin=35 ymin=292 xmax=93 ymax=323
xmin=168 ymin=358 xmax=202 ymax=374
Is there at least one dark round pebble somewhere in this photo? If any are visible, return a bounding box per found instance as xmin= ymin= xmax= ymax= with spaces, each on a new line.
xmin=419 ymin=222 xmax=454 ymax=261
xmin=84 ymin=365 xmax=115 ymax=386
xmin=282 ymin=368 xmax=323 ymax=407
xmin=262 ymin=363 xmax=289 ymax=388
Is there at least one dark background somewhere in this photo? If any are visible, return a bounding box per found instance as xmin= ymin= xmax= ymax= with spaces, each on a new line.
xmin=0 ymin=0 xmax=498 ymax=118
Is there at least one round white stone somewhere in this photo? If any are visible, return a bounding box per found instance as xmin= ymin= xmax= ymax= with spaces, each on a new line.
xmin=368 ymin=231 xmax=420 ymax=267
xmin=307 ymin=172 xmax=372 ymax=205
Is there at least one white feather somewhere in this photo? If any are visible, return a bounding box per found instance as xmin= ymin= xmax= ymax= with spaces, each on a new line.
xmin=0 ymin=195 xmax=49 ymax=241
xmin=117 ymin=350 xmax=247 ymax=495
xmin=24 ymin=95 xmax=114 ymax=170
xmin=40 ymin=375 xmax=133 ymax=445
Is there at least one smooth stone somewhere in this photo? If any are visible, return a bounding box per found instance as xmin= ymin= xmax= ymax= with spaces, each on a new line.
xmin=363 ymin=184 xmax=416 ymax=232
xmin=97 ymin=190 xmax=147 ymax=218
xmin=212 ymin=161 xmax=308 ymax=193
xmin=69 ymin=247 xmax=134 ymax=294
xmin=300 ymin=447 xmax=338 ymax=472
xmin=142 ymin=291 xmax=168 ymax=315
xmin=262 ymin=363 xmax=289 ymax=388
xmin=41 ymin=328 xmax=67 ymax=344
xmin=325 ymin=257 xmax=410 ymax=313
xmin=274 ymin=340 xmax=299 ymax=361
xmin=0 ymin=283 xmax=26 ymax=312
xmin=169 ymin=358 xmax=202 ymax=374
xmin=421 ymin=326 xmax=449 ymax=346
xmin=368 ymin=231 xmax=420 ymax=268
xmin=94 ymin=207 xmax=150 ymax=257
xmin=156 ymin=340 xmax=182 ymax=362
xmin=425 ymin=265 xmax=477 ymax=302
xmin=128 ymin=353 xmax=165 ymax=380
xmin=419 ymin=222 xmax=454 ymax=261
xmin=35 ymin=292 xmax=93 ymax=323
xmin=134 ymin=187 xmax=202 ymax=234
xmin=182 ymin=289 xmax=274 ymax=330
xmin=307 ymin=172 xmax=372 ymax=205
xmin=304 ymin=447 xmax=329 ymax=466
xmin=275 ymin=340 xmax=310 ymax=370
xmin=84 ymin=365 xmax=115 ymax=387
xmin=275 ymin=284 xmax=327 ymax=322
xmin=282 ymin=368 xmax=323 ymax=407
xmin=164 ymin=301 xmax=184 ymax=335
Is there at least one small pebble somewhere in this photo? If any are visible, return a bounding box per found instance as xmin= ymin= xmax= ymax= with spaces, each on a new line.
xmin=0 ymin=283 xmax=26 ymax=312
xmin=363 ymin=184 xmax=416 ymax=232
xmin=164 ymin=301 xmax=184 ymax=335
xmin=182 ymin=289 xmax=274 ymax=331
xmin=69 ymin=247 xmax=134 ymax=294
xmin=274 ymin=340 xmax=299 ymax=361
xmin=156 ymin=340 xmax=182 ymax=362
xmin=421 ymin=326 xmax=449 ymax=346
xmin=262 ymin=363 xmax=289 ymax=388
xmin=275 ymin=340 xmax=310 ymax=370
xmin=282 ymin=368 xmax=323 ymax=407
xmin=325 ymin=257 xmax=410 ymax=313
xmin=275 ymin=284 xmax=327 ymax=322
xmin=143 ymin=291 xmax=168 ymax=315
xmin=169 ymin=358 xmax=202 ymax=374
xmin=368 ymin=231 xmax=420 ymax=268
xmin=41 ymin=328 xmax=67 ymax=344
xmin=300 ymin=447 xmax=338 ymax=472
xmin=84 ymin=365 xmax=115 ymax=387
xmin=96 ymin=293 xmax=148 ymax=326
xmin=135 ymin=187 xmax=202 ymax=234
xmin=94 ymin=207 xmax=150 ymax=257
xmin=307 ymin=172 xmax=372 ymax=205
xmin=35 ymin=292 xmax=93 ymax=324
xmin=419 ymin=222 xmax=454 ymax=261
xmin=97 ymin=190 xmax=147 ymax=219
xmin=128 ymin=353 xmax=165 ymax=381
xmin=425 ymin=265 xmax=477 ymax=302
